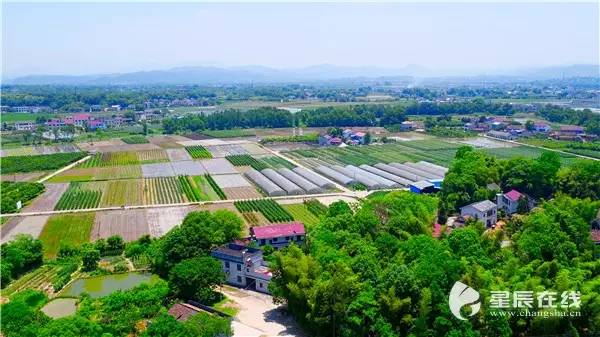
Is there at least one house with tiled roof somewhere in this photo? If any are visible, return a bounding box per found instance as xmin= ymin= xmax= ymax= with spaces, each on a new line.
xmin=460 ymin=200 xmax=497 ymax=227
xmin=167 ymin=303 xmax=204 ymax=321
xmin=496 ymin=189 xmax=534 ymax=215
xmin=211 ymin=243 xmax=272 ymax=293
xmin=250 ymin=222 xmax=305 ymax=249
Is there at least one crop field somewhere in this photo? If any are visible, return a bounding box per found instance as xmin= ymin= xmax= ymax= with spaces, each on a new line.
xmin=483 ymin=146 xmax=577 ymax=165
xmin=166 ymin=148 xmax=192 ymax=161
xmin=185 ymin=145 xmax=212 ymax=159
xmin=171 ymin=161 xmax=207 ymax=175
xmin=200 ymin=158 xmax=238 ymax=175
xmin=1 ymin=263 xmax=74 ymax=297
xmin=80 ymin=151 xmax=140 ymax=167
xmin=137 ymin=149 xmax=169 ymax=163
xmin=40 ymin=212 xmax=95 ymax=258
xmin=234 ymin=199 xmax=294 ymax=223
xmin=54 ymin=182 xmax=104 ymax=210
xmin=202 ymin=129 xmax=257 ymax=138
xmin=206 ymin=144 xmax=249 ymax=157
xmin=226 ymin=154 xmax=268 ymax=170
xmin=1 ymin=181 xmax=45 ymax=214
xmin=177 ymin=175 xmax=203 ymax=202
xmin=94 ymin=166 xmax=142 ymax=180
xmin=143 ymin=177 xmax=185 ymax=204
xmin=121 ymin=135 xmax=149 ymax=144
xmin=192 ymin=175 xmax=221 ymax=200
xmin=204 ymin=174 xmax=227 ymax=199
xmin=222 ymin=186 xmax=262 ymax=199
xmin=147 ymin=206 xmax=197 ymax=237
xmin=148 ymin=135 xmax=189 ymax=149
xmin=1 ymin=152 xmax=87 ymax=174
xmin=304 ymin=199 xmax=328 ymax=217
xmin=283 ymin=203 xmax=321 ymax=226
xmin=92 ymin=209 xmax=149 ymax=242
xmin=100 ymin=179 xmax=144 ymax=207
xmin=210 ymin=174 xmax=252 ymax=188
xmin=260 ymin=156 xmax=296 ymax=169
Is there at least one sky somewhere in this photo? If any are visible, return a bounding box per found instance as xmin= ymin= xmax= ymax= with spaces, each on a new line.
xmin=2 ymin=2 xmax=599 ymax=78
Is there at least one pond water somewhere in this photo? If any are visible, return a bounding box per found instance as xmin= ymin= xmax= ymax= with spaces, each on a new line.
xmin=41 ymin=298 xmax=77 ymax=318
xmin=59 ymin=272 xmax=159 ymax=298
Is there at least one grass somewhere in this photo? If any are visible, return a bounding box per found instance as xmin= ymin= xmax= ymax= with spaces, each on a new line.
xmin=121 ymin=135 xmax=149 ymax=144
xmin=40 ymin=212 xmax=95 ymax=259
xmin=283 ymin=204 xmax=321 ymax=226
xmin=213 ymin=296 xmax=240 ymax=316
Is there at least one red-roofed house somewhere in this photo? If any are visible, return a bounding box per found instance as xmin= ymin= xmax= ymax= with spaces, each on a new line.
xmin=497 ymin=189 xmax=534 ymax=214
xmin=168 ymin=303 xmax=203 ymax=321
xmin=250 ymin=222 xmax=305 ymax=248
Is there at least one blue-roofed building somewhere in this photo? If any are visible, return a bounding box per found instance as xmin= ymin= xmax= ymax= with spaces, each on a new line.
xmin=410 ymin=180 xmax=435 ymax=194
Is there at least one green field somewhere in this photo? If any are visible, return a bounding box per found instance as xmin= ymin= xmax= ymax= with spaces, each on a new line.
xmin=483 ymin=146 xmax=578 ymax=165
xmin=121 ymin=135 xmax=149 ymax=144
xmin=185 ymin=145 xmax=212 ymax=159
xmin=235 ymin=199 xmax=293 ymax=223
xmin=1 ymin=112 xmax=56 ymax=122
xmin=80 ymin=152 xmax=140 ymax=167
xmin=283 ymin=203 xmax=321 ymax=226
xmin=55 ymin=182 xmax=103 ymax=210
xmin=39 ymin=212 xmax=95 ymax=258
xmin=202 ymin=129 xmax=256 ymax=138
xmin=192 ymin=175 xmax=221 ymax=200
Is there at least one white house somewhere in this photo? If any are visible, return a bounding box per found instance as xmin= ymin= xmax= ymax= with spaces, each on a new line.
xmin=460 ymin=200 xmax=498 ymax=227
xmin=211 ymin=243 xmax=272 ymax=293
xmin=497 ymin=189 xmax=534 ymax=214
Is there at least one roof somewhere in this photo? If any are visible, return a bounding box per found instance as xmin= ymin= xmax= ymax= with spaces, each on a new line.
xmin=73 ymin=113 xmax=91 ymax=120
xmin=504 ymin=189 xmax=523 ymax=202
xmin=591 ymin=230 xmax=600 ymax=243
xmin=463 ymin=200 xmax=497 ymax=212
xmin=560 ymin=125 xmax=584 ymax=131
xmin=168 ymin=303 xmax=202 ymax=321
xmin=411 ymin=180 xmax=434 ymax=189
xmin=212 ymin=243 xmax=261 ymax=258
xmin=251 ymin=222 xmax=305 ymax=239
xmin=354 ymin=131 xmax=366 ymax=137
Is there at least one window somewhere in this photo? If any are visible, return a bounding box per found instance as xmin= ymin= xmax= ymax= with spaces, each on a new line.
xmin=225 ymin=261 xmax=230 ymax=268
xmin=285 ymin=236 xmax=290 ymax=241
xmin=297 ymin=235 xmax=302 ymax=241
xmin=272 ymin=237 xmax=278 ymax=242
xmin=246 ymin=268 xmax=249 ymax=273
xmin=237 ymin=276 xmax=242 ymax=283
xmin=259 ymin=282 xmax=263 ymax=288
xmin=237 ymin=264 xmax=241 ymax=271
xmin=260 ymin=239 xmax=265 ymax=245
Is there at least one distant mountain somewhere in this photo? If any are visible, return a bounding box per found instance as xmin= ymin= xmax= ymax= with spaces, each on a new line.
xmin=4 ymin=64 xmax=598 ymax=85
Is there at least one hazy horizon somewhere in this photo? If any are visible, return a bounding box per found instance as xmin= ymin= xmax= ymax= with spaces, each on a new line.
xmin=2 ymin=2 xmax=599 ymax=78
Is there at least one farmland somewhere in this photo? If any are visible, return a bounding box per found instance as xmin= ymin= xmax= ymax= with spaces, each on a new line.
xmin=178 ymin=175 xmax=202 ymax=202
xmin=204 ymin=174 xmax=227 ymax=199
xmin=81 ymin=152 xmax=139 ymax=167
xmin=1 ymin=261 xmax=78 ymax=297
xmin=234 ymin=199 xmax=294 ymax=223
xmin=137 ymin=149 xmax=169 ymax=163
xmin=1 ymin=152 xmax=86 ymax=174
xmin=185 ymin=145 xmax=212 ymax=159
xmin=304 ymin=199 xmax=328 ymax=217
xmin=202 ymin=129 xmax=256 ymax=138
xmin=39 ymin=212 xmax=95 ymax=258
xmin=282 ymin=203 xmax=320 ymax=226
xmin=92 ymin=209 xmax=149 ymax=242
xmin=143 ymin=177 xmax=185 ymax=204
xmin=100 ymin=179 xmax=144 ymax=207
xmin=482 ymin=146 xmax=578 ymax=165
xmin=54 ymin=182 xmax=103 ymax=210
xmin=226 ymin=154 xmax=268 ymax=170
xmin=192 ymin=175 xmax=221 ymax=200
xmin=121 ymin=135 xmax=149 ymax=144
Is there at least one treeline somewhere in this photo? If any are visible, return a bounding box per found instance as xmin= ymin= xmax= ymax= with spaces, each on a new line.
xmin=1 ymin=182 xmax=45 ymax=214
xmin=270 ymin=186 xmax=599 ymax=337
xmin=537 ymin=104 xmax=600 ymax=135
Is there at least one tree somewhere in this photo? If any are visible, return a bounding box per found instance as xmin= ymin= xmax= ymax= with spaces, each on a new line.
xmin=525 ymin=120 xmax=534 ymax=131
xmin=168 ymin=256 xmax=225 ymax=303
xmin=81 ymin=245 xmax=100 ymax=271
xmin=363 ymin=132 xmax=372 ymax=145
xmin=106 ymin=235 xmax=125 ymax=254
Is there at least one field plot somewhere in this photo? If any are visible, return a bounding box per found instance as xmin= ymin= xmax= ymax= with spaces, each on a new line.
xmin=40 ymin=212 xmax=95 ymax=258
xmin=1 ymin=172 xmax=48 ymax=182
xmin=1 ymin=263 xmax=76 ymax=297
xmin=166 ymin=148 xmax=193 ymax=161
xmin=143 ymin=177 xmax=185 ymax=204
xmin=210 ymin=174 xmax=252 ymax=188
xmin=283 ymin=203 xmax=321 ymax=226
xmin=48 ymin=167 xmax=96 ymax=182
xmin=81 ymin=152 xmax=140 ymax=167
xmin=192 ymin=175 xmax=222 ymax=200
xmin=1 ymin=216 xmax=49 ymax=244
xmin=22 ymin=183 xmax=69 ymax=212
xmin=148 ymin=135 xmax=189 ymax=149
xmin=200 ymin=158 xmax=238 ymax=175
xmin=94 ymin=165 xmax=142 ymax=180
xmin=260 ymin=156 xmax=296 ymax=169
xmin=226 ymin=154 xmax=268 ymax=170
xmin=242 ymin=143 xmax=268 ymax=155
xmin=92 ymin=209 xmax=148 ymax=242
xmin=54 ymin=182 xmax=105 ymax=210
xmin=100 ymin=179 xmax=144 ymax=207
xmin=121 ymin=135 xmax=149 ymax=144
xmin=0 ymin=146 xmax=37 ymax=157
xmin=146 ymin=206 xmax=197 ymax=237
xmin=234 ymin=199 xmax=294 ymax=223
xmin=142 ymin=162 xmax=175 ymax=178
xmin=484 ymin=146 xmax=577 ymax=165
xmin=206 ymin=144 xmax=249 ymax=158
xmin=202 ymin=129 xmax=257 ymax=138
xmin=78 ymin=140 xmax=160 ymax=153
xmin=137 ymin=149 xmax=169 ymax=163
xmin=222 ymin=187 xmax=262 ymax=199
xmin=171 ymin=161 xmax=206 ymax=176
xmin=458 ymin=137 xmax=517 ymax=148
xmin=185 ymin=145 xmax=212 ymax=159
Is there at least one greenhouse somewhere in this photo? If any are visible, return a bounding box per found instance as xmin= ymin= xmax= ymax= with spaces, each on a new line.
xmin=389 ymin=163 xmax=439 ymax=180
xmin=331 ymin=165 xmax=384 ymax=190
xmin=314 ymin=166 xmax=355 ymax=186
xmin=261 ymin=168 xmax=304 ymax=195
xmin=292 ymin=167 xmax=335 ymax=189
xmin=374 ymin=163 xmax=422 ymax=182
xmin=245 ymin=169 xmax=286 ymax=196
xmin=277 ymin=168 xmax=323 ymax=194
xmin=414 ymin=161 xmax=448 ymax=177
xmin=359 ymin=165 xmax=413 ymax=186
xmin=344 ymin=165 xmax=399 ymax=188
xmin=404 ymin=162 xmax=444 ymax=179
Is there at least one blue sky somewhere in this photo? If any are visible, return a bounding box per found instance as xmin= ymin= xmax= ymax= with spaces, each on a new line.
xmin=2 ymin=2 xmax=598 ymax=77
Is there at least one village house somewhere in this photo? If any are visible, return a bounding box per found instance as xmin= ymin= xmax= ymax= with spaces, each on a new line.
xmin=464 ymin=122 xmax=490 ymax=133
xmin=249 ymin=222 xmax=305 ymax=249
xmin=533 ymin=122 xmax=551 ymax=133
xmin=460 ymin=200 xmax=498 ymax=227
xmin=487 ymin=130 xmax=517 ymax=140
xmin=211 ymin=243 xmax=272 ymax=293
xmin=497 ymin=189 xmax=534 ymax=214
xmin=399 ymin=121 xmax=415 ymax=131
xmin=13 ymin=121 xmax=36 ymax=131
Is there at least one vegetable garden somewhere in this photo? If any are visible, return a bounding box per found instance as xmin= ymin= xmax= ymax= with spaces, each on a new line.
xmin=1 ymin=260 xmax=78 ymax=297
xmin=143 ymin=177 xmax=185 ymax=204
xmin=81 ymin=152 xmax=140 ymax=167
xmin=1 ymin=152 xmax=86 ymax=174
xmin=234 ymin=199 xmax=293 ymax=223
xmin=185 ymin=145 xmax=212 ymax=159
xmin=177 ymin=175 xmax=202 ymax=202
xmin=204 ymin=174 xmax=227 ymax=199
xmin=54 ymin=183 xmax=103 ymax=210
xmin=137 ymin=149 xmax=169 ymax=163
xmin=226 ymin=154 xmax=268 ymax=170
xmin=121 ymin=135 xmax=149 ymax=144
xmin=39 ymin=212 xmax=95 ymax=258
xmin=283 ymin=203 xmax=320 ymax=226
